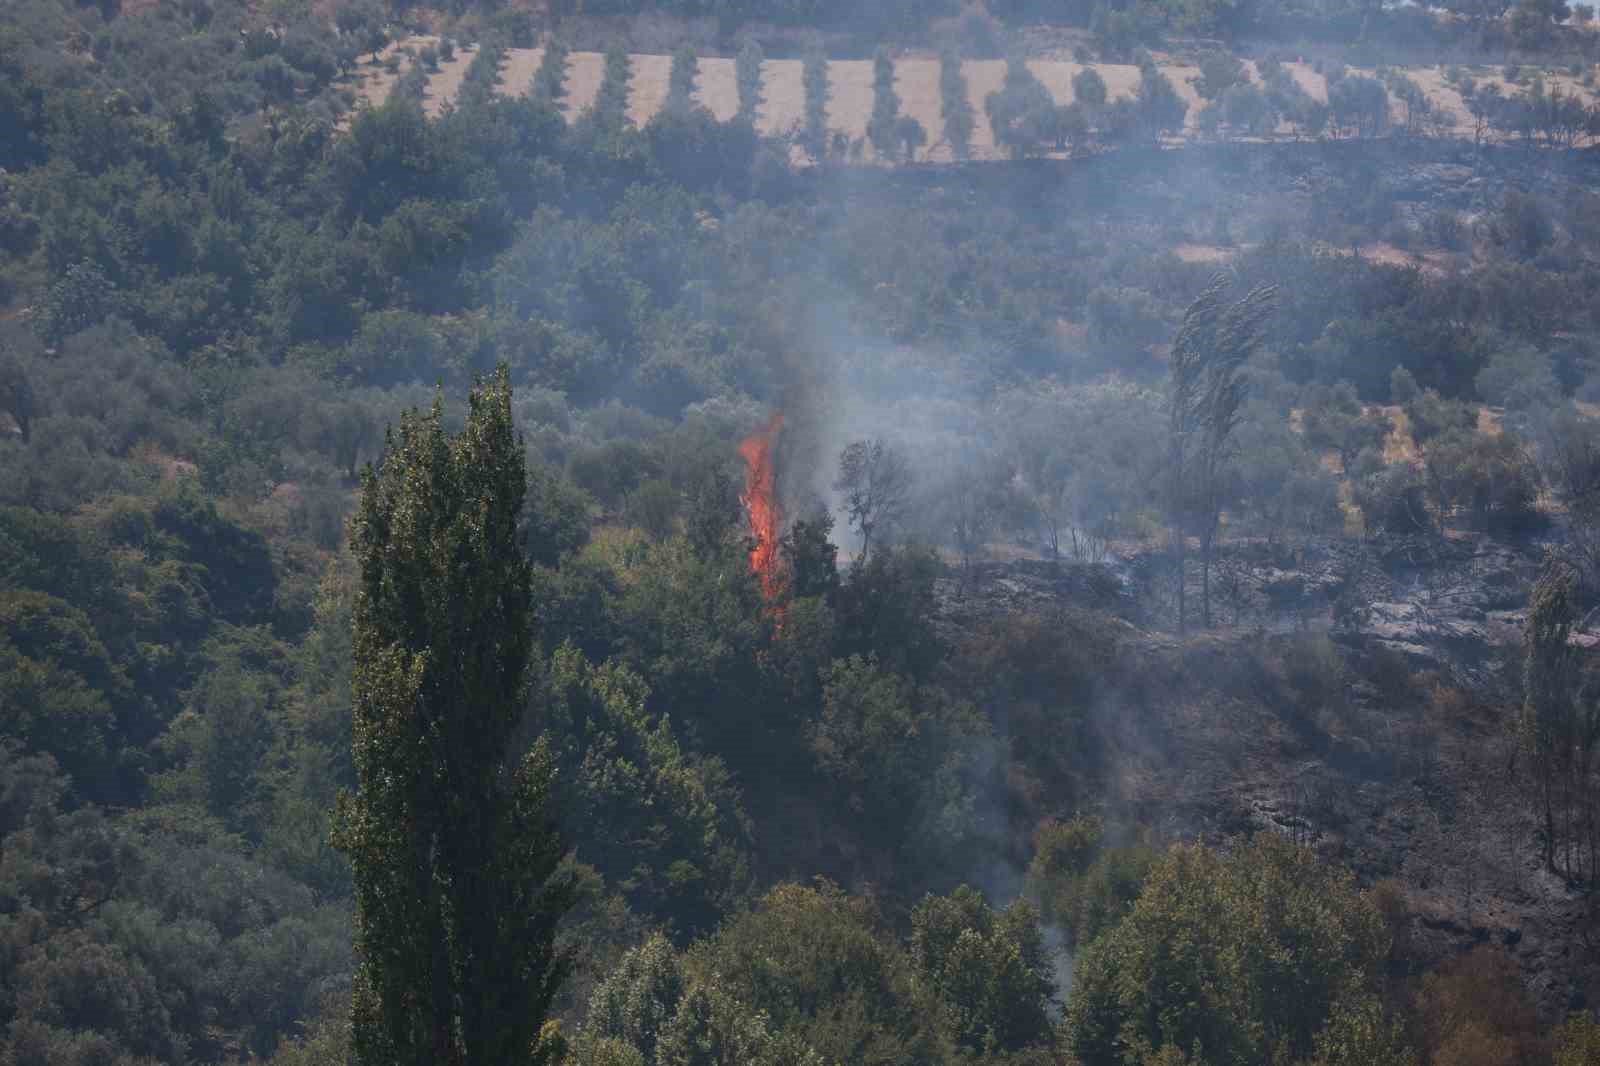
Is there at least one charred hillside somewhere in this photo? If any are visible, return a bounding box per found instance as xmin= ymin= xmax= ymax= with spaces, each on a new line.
xmin=933 ymin=528 xmax=1587 ymax=1020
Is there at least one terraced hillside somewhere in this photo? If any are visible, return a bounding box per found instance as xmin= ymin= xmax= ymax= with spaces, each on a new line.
xmin=359 ymin=38 xmax=1600 ymax=160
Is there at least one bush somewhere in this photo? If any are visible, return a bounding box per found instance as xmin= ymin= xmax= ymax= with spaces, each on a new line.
xmin=909 ymin=887 xmax=1056 ymax=1054
xmin=1416 ymin=947 xmax=1544 ymax=1066
xmin=1025 ymin=815 xmax=1156 ymax=950
xmin=1066 ymin=835 xmax=1398 ymax=1066
xmin=1423 ymin=428 xmax=1542 ymax=533
xmin=1353 ymin=462 xmax=1432 ymax=534
xmin=1329 ymin=75 xmax=1389 ymax=138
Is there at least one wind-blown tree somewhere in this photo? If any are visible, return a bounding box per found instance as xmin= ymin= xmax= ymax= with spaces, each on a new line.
xmin=1521 ymin=557 xmax=1600 ymax=880
xmin=334 ymin=368 xmax=577 ymax=1066
xmin=1166 ymin=276 xmax=1277 ymax=631
xmin=0 ymin=350 xmax=34 ymax=443
xmin=736 ymin=39 xmax=764 ymax=125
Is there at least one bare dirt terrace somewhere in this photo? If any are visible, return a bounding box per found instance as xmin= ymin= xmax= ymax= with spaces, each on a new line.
xmin=351 ymin=38 xmax=1600 ymax=161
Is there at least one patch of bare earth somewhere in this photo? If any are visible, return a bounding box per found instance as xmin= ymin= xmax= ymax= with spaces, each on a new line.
xmin=694 ymin=57 xmax=740 ymax=122
xmin=562 ymin=51 xmax=605 ymax=120
xmin=1173 ymin=243 xmax=1238 ymax=264
xmin=500 ymin=45 xmax=543 ymax=98
xmin=347 ymin=41 xmax=420 ymax=117
xmin=422 ymin=42 xmax=479 ymax=117
xmin=1376 ymin=404 xmax=1422 ymax=466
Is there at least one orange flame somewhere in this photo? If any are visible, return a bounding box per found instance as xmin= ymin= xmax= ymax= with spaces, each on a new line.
xmin=738 ymin=414 xmax=784 ymax=600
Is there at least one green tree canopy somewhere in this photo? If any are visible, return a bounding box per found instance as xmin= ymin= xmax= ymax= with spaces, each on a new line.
xmin=334 ymin=367 xmax=577 ymax=1066
xmin=1067 ymin=834 xmax=1401 ymax=1066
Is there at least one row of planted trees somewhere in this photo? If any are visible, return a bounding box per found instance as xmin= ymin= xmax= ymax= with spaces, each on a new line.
xmin=514 ymin=37 xmax=1600 ymax=160
xmin=507 ymin=41 xmax=1472 ymax=161
xmin=503 ymin=37 xmax=1187 ymax=162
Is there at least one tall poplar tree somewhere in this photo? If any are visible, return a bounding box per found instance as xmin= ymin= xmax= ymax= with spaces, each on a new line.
xmin=1167 ymin=275 xmax=1276 ymax=631
xmin=334 ymin=366 xmax=576 ymax=1066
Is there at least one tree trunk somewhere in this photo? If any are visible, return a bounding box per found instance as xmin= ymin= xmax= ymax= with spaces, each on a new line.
xmin=1174 ymin=528 xmax=1186 ymax=635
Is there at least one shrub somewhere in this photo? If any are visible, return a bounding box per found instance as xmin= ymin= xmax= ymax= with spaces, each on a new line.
xmin=1066 ymin=835 xmax=1398 ymax=1066
xmin=1416 ymin=947 xmax=1544 ymax=1066
xmin=1025 ymin=815 xmax=1157 ymax=951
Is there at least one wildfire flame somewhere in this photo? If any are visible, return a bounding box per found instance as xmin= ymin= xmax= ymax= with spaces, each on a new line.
xmin=738 ymin=413 xmax=784 ymax=600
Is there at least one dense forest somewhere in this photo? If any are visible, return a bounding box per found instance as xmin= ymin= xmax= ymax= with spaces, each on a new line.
xmin=9 ymin=0 xmax=1600 ymax=1063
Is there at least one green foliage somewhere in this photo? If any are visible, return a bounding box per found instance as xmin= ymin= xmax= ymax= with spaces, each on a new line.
xmin=1300 ymin=381 xmax=1386 ymax=474
xmin=535 ymin=37 xmax=571 ymax=103
xmin=1414 ymin=946 xmax=1543 ymax=1066
xmin=667 ymin=46 xmax=699 ymax=117
xmin=1221 ymin=82 xmax=1274 ymax=136
xmin=594 ymin=43 xmax=634 ymax=129
xmin=1067 ymin=834 xmax=1393 ymax=1066
xmin=334 ymin=368 xmax=577 ymax=1066
xmin=802 ymin=46 xmax=829 ymax=154
xmin=939 ymin=48 xmax=975 ymax=159
xmin=1000 ymin=379 xmax=1164 ymax=560
xmin=569 ymin=932 xmax=826 ymax=1066
xmin=1422 ymin=426 xmax=1541 ymax=532
xmin=1308 ymin=992 xmax=1416 ymax=1066
xmin=685 ymin=881 xmax=948 ymax=1064
xmin=1554 ymin=1011 xmax=1600 ymax=1066
xmin=1329 ymin=75 xmax=1390 ymax=138
xmin=2 ymin=5 xmax=1597 ymax=1062
xmin=909 ymin=886 xmax=1056 ymax=1054
xmin=868 ymin=47 xmax=902 ymax=159
xmin=1134 ymin=57 xmax=1188 ymax=141
xmin=1192 ymin=52 xmax=1245 ymax=101
xmin=736 ymin=40 xmax=765 ymax=125
xmin=833 ymin=543 xmax=944 ymax=682
xmin=811 ymin=655 xmax=987 ymax=858
xmin=1025 ymin=815 xmax=1157 ymax=950
xmin=540 ymin=645 xmax=753 ymax=935
xmin=836 ymin=438 xmax=912 ymax=562
xmin=1074 ymin=65 xmax=1109 ymax=111
xmin=986 ymin=55 xmax=1058 ymax=158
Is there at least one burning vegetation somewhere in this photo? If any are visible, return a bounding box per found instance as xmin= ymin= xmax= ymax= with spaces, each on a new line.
xmin=739 ymin=413 xmax=784 ymax=600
